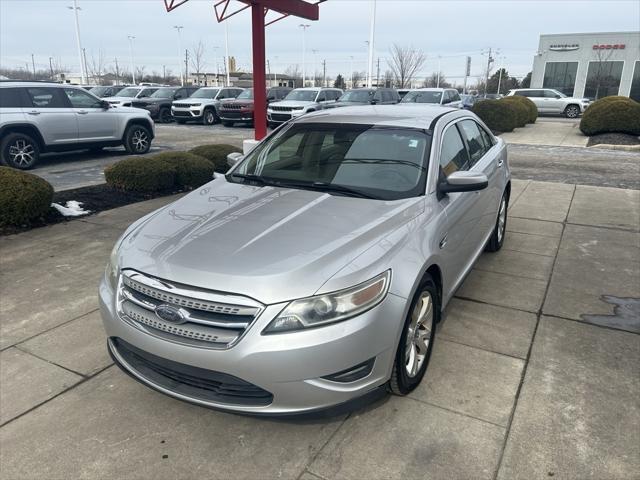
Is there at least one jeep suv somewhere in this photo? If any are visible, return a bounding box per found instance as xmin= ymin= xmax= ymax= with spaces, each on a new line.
xmin=131 ymin=86 xmax=201 ymax=123
xmin=400 ymin=88 xmax=463 ymax=108
xmin=89 ymin=85 xmax=128 ymax=98
xmin=325 ymin=88 xmax=400 ymax=109
xmin=171 ymin=87 xmax=244 ymax=125
xmin=506 ymin=88 xmax=590 ymax=118
xmin=104 ymin=86 xmax=158 ymax=107
xmin=266 ymin=87 xmax=343 ymax=127
xmin=0 ymin=82 xmax=155 ymax=169
xmin=218 ymin=86 xmax=291 ymax=127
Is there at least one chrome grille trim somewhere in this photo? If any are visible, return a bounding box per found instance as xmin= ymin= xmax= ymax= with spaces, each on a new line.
xmin=117 ymin=270 xmax=263 ymax=349
xmin=270 ymin=105 xmax=294 ymax=112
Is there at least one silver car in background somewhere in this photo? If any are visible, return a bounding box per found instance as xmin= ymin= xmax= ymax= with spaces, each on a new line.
xmin=266 ymin=87 xmax=343 ymax=127
xmin=100 ymin=105 xmax=510 ymax=414
xmin=104 ymin=86 xmax=159 ymax=107
xmin=400 ymin=88 xmax=463 ymax=109
xmin=506 ymin=88 xmax=590 ymax=118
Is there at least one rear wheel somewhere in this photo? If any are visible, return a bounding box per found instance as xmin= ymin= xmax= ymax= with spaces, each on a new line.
xmin=202 ymin=108 xmax=217 ymax=125
xmin=389 ymin=275 xmax=438 ymax=395
xmin=159 ymin=108 xmax=172 ymax=123
xmin=123 ymin=124 xmax=151 ymax=155
xmin=564 ymin=104 xmax=580 ymax=118
xmin=1 ymin=132 xmax=41 ymax=169
xmin=485 ymin=191 xmax=508 ymax=252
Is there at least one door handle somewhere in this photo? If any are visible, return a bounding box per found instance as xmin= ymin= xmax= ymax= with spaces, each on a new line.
xmin=77 ymin=110 xmax=88 ymax=115
xmin=497 ymin=158 xmax=504 ymax=167
xmin=439 ymin=235 xmax=448 ymax=249
xmin=27 ymin=110 xmax=40 ymax=115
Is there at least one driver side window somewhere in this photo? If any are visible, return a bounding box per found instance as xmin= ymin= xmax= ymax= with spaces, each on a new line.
xmin=64 ymin=88 xmax=102 ymax=108
xmin=439 ymin=125 xmax=469 ymax=176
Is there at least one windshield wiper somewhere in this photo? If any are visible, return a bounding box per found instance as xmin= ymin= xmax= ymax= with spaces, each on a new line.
xmin=276 ymin=180 xmax=378 ymax=199
xmin=226 ymin=173 xmax=282 ymax=187
xmin=341 ymin=158 xmax=426 ymax=170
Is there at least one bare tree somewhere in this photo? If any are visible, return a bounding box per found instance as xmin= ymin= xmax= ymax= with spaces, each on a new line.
xmin=387 ymin=44 xmax=426 ymax=89
xmin=423 ymin=72 xmax=450 ymax=88
xmin=285 ymin=64 xmax=302 ymax=87
xmin=135 ymin=65 xmax=146 ymax=82
xmin=585 ymin=47 xmax=616 ymax=99
xmin=384 ymin=70 xmax=394 ymax=88
xmin=351 ymin=71 xmax=364 ymax=88
xmin=190 ymin=41 xmax=206 ymax=83
xmin=88 ymin=49 xmax=106 ymax=84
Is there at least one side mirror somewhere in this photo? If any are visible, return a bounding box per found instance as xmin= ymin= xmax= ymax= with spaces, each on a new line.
xmin=555 ymin=94 xmax=562 ymax=99
xmin=438 ymin=171 xmax=488 ymax=194
xmin=227 ymin=152 xmax=244 ymax=168
xmin=100 ymin=100 xmax=110 ymax=109
xmin=370 ymin=98 xmax=379 ymax=105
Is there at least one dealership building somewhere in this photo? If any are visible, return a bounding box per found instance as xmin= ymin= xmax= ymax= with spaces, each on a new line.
xmin=531 ymin=31 xmax=640 ymax=101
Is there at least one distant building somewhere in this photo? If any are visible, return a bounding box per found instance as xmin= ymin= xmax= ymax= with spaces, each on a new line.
xmin=189 ymin=72 xmax=294 ymax=88
xmin=531 ymin=31 xmax=640 ymax=100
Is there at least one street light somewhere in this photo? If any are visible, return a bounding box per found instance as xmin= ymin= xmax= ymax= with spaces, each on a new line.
xmin=299 ymin=24 xmax=310 ymax=87
xmin=349 ymin=55 xmax=354 ymax=88
xmin=173 ymin=26 xmax=184 ymax=86
xmin=67 ymin=0 xmax=86 ymax=84
xmin=312 ymin=49 xmax=318 ymax=87
xmin=127 ymin=35 xmax=136 ymax=84
xmin=366 ymin=0 xmax=376 ymax=88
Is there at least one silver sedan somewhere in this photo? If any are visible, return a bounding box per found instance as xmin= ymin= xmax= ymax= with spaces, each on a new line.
xmin=100 ymin=105 xmax=511 ymax=414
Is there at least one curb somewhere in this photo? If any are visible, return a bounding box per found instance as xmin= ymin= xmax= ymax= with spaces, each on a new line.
xmin=588 ymin=144 xmax=640 ymax=152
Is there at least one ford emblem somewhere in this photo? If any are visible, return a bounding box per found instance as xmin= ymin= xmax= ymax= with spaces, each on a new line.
xmin=155 ymin=304 xmax=187 ymax=324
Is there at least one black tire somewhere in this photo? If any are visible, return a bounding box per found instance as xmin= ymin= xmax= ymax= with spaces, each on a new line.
xmin=174 ymin=119 xmax=187 ymax=124
xmin=202 ymin=108 xmax=217 ymax=125
xmin=1 ymin=132 xmax=41 ymax=169
xmin=389 ymin=274 xmax=439 ymax=395
xmin=564 ymin=104 xmax=580 ymax=118
xmin=222 ymin=121 xmax=234 ymax=127
xmin=123 ymin=124 xmax=152 ymax=155
xmin=485 ymin=191 xmax=509 ymax=252
xmin=159 ymin=108 xmax=172 ymax=123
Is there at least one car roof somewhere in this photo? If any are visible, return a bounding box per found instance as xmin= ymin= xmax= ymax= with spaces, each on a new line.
xmin=410 ymin=88 xmax=454 ymax=92
xmin=0 ymin=81 xmax=78 ymax=88
xmin=296 ymin=104 xmax=461 ymax=129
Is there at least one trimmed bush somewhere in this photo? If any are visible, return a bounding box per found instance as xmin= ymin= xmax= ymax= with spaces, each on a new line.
xmin=105 ymin=157 xmax=176 ymax=192
xmin=189 ymin=144 xmax=242 ymax=173
xmin=502 ymin=95 xmax=537 ymax=124
xmin=0 ymin=167 xmax=54 ymax=226
xmin=580 ymin=96 xmax=640 ymax=136
xmin=150 ymin=151 xmax=215 ymax=189
xmin=472 ymin=100 xmax=518 ymax=133
xmin=500 ymin=97 xmax=529 ymax=128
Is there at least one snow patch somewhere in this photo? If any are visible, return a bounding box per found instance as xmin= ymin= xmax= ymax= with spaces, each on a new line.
xmin=51 ymin=200 xmax=91 ymax=217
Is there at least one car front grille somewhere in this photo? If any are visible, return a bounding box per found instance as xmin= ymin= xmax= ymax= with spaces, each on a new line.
xmin=172 ymin=111 xmax=192 ymax=117
xmin=117 ymin=270 xmax=263 ymax=349
xmin=222 ymin=104 xmax=244 ymax=110
xmin=220 ymin=112 xmax=249 ymax=119
xmin=270 ymin=105 xmax=295 ymax=112
xmin=173 ymin=103 xmax=192 ymax=109
xmin=110 ymin=337 xmax=273 ymax=406
xmin=271 ymin=113 xmax=291 ymax=122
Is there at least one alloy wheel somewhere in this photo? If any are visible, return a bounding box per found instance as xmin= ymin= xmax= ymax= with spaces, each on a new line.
xmin=404 ymin=291 xmax=433 ymax=378
xmin=497 ymin=196 xmax=507 ymax=244
xmin=8 ymin=139 xmax=36 ymax=168
xmin=132 ymin=129 xmax=149 ymax=152
xmin=205 ymin=111 xmax=215 ymax=125
xmin=566 ymin=105 xmax=580 ymax=118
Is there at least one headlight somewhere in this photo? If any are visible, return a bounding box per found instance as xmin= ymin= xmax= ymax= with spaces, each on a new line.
xmin=105 ymin=244 xmax=120 ymax=290
xmin=190 ymin=103 xmax=202 ymax=107
xmin=264 ymin=270 xmax=390 ymax=333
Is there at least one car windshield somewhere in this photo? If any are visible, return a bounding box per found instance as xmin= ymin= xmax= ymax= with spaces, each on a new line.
xmin=117 ymin=87 xmax=141 ymax=98
xmin=339 ymin=90 xmax=374 ymax=102
xmin=551 ymin=89 xmax=567 ymax=98
xmin=150 ymin=88 xmax=177 ymax=98
xmin=229 ymin=123 xmax=431 ymax=201
xmin=401 ymin=91 xmax=442 ymax=104
xmin=238 ymin=89 xmax=254 ymax=99
xmin=90 ymin=86 xmax=110 ymax=96
xmin=284 ymin=90 xmax=319 ymax=102
xmin=190 ymin=89 xmax=219 ymax=99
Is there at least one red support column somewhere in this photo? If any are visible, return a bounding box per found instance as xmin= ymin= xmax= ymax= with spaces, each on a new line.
xmin=251 ymin=2 xmax=267 ymax=140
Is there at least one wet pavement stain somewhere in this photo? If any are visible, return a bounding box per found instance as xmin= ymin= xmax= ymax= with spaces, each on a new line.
xmin=581 ymin=296 xmax=640 ymax=333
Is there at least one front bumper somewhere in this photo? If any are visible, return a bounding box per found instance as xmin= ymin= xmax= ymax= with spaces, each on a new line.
xmin=171 ymin=107 xmax=203 ymax=119
xmin=99 ymin=277 xmax=404 ymax=414
xmin=219 ymin=110 xmax=254 ymax=122
xmin=267 ymin=109 xmax=304 ymax=124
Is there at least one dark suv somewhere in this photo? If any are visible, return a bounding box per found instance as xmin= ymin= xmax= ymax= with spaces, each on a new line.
xmin=131 ymin=86 xmax=200 ymax=123
xmin=89 ymin=85 xmax=127 ymax=98
xmin=218 ymin=87 xmax=292 ymax=127
xmin=327 ymin=88 xmax=400 ymax=108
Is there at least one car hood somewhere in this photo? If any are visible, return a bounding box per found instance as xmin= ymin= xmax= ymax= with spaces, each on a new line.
xmin=325 ymin=101 xmax=367 ymax=108
xmin=269 ymin=100 xmax=315 ymax=108
xmin=118 ymin=177 xmax=423 ymax=304
xmin=133 ymin=98 xmax=168 ymax=105
xmin=105 ymin=96 xmax=135 ymax=102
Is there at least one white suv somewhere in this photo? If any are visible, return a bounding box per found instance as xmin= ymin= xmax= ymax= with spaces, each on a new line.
xmin=506 ymin=88 xmax=590 ymax=118
xmin=171 ymin=87 xmax=244 ymax=125
xmin=267 ymin=87 xmax=343 ymax=127
xmin=0 ymin=82 xmax=155 ymax=169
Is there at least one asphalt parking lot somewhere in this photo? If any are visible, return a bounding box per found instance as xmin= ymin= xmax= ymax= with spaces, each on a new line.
xmin=1 ymin=179 xmax=638 ymax=479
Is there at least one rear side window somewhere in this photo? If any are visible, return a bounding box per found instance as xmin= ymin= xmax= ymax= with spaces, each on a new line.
xmin=450 ymin=90 xmax=461 ymax=102
xmin=440 ymin=125 xmax=469 ymax=175
xmin=0 ymin=88 xmax=29 ymax=108
xmin=26 ymin=87 xmax=67 ymax=108
xmin=458 ymin=120 xmax=487 ymax=166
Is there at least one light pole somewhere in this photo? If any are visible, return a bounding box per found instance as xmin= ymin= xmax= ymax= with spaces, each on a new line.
xmin=67 ymin=0 xmax=86 ymax=84
xmin=349 ymin=55 xmax=354 ymax=88
xmin=127 ymin=35 xmax=136 ymax=84
xmin=436 ymin=55 xmax=441 ymax=87
xmin=366 ymin=0 xmax=376 ymax=88
xmin=173 ymin=25 xmax=184 ymax=86
xmin=299 ymin=24 xmax=310 ymax=87
xmin=212 ymin=46 xmax=219 ymax=86
xmin=224 ymin=21 xmax=231 ymax=86
xmin=312 ymin=49 xmax=319 ymax=86
xmin=496 ymin=56 xmax=506 ymax=95
xmin=273 ymin=55 xmax=279 ymax=86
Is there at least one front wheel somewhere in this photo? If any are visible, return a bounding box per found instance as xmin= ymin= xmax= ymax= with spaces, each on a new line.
xmin=123 ymin=124 xmax=152 ymax=154
xmin=1 ymin=132 xmax=41 ymax=169
xmin=564 ymin=104 xmax=580 ymax=118
xmin=485 ymin=191 xmax=508 ymax=252
xmin=159 ymin=108 xmax=172 ymax=123
xmin=202 ymin=109 xmax=217 ymax=125
xmin=389 ymin=275 xmax=438 ymax=395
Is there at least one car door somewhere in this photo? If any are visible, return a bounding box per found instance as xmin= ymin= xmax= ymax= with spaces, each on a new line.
xmin=543 ymin=89 xmax=563 ymax=113
xmin=24 ymin=87 xmax=78 ymax=145
xmin=315 ymin=91 xmax=327 ymax=109
xmin=457 ymin=118 xmax=500 ymax=238
xmin=526 ymin=90 xmax=547 ymax=112
xmin=449 ymin=90 xmax=463 ymax=109
xmin=436 ymin=120 xmax=485 ymax=291
xmin=63 ymin=87 xmax=119 ymax=142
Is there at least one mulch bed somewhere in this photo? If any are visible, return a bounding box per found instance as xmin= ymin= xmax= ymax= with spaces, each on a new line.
xmin=1 ymin=184 xmax=183 ymax=237
xmin=587 ymin=133 xmax=640 ymax=147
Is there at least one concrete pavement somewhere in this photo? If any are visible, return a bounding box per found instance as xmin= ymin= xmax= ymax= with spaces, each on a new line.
xmin=1 ymin=180 xmax=639 ymax=479
xmin=500 ymin=120 xmax=588 ymax=147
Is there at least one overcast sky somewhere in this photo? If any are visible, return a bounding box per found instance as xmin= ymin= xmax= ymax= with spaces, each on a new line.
xmin=1 ymin=0 xmax=638 ymax=83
